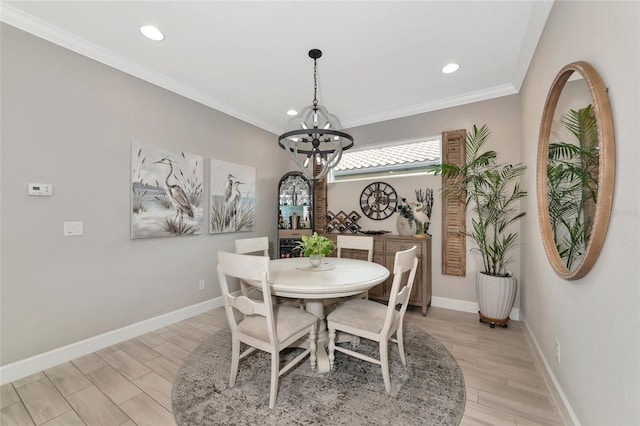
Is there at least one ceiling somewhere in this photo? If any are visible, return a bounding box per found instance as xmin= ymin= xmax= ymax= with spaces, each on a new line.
xmin=1 ymin=1 xmax=554 ymax=135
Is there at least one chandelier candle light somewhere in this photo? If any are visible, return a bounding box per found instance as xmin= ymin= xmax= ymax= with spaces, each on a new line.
xmin=278 ymin=49 xmax=354 ymax=180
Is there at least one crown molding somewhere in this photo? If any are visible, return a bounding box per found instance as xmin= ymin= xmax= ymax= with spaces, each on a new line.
xmin=1 ymin=2 xmax=550 ymax=134
xmin=343 ymin=84 xmax=519 ymax=129
xmin=0 ymin=3 xmax=280 ymax=134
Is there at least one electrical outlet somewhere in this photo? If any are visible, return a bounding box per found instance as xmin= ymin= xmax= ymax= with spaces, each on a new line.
xmin=198 ymin=280 xmax=205 ymax=291
xmin=555 ymin=341 xmax=561 ymax=363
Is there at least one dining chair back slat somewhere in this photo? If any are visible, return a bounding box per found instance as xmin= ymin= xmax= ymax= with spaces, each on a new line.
xmin=336 ymin=235 xmax=374 ymax=261
xmin=234 ymin=236 xmax=270 ymax=299
xmin=235 ymin=236 xmax=269 ymax=257
xmin=336 ymin=235 xmax=374 ymax=300
xmin=382 ymin=250 xmax=418 ymax=335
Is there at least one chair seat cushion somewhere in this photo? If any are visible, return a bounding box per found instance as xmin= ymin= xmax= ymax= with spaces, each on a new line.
xmin=238 ymin=306 xmax=316 ymax=343
xmin=327 ymin=299 xmax=388 ymax=334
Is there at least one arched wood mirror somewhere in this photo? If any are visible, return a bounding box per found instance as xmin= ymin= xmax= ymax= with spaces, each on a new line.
xmin=537 ymin=61 xmax=615 ymax=280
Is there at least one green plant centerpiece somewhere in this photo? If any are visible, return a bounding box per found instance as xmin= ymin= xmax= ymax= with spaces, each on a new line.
xmin=430 ymin=124 xmax=527 ymax=328
xmin=294 ymin=232 xmax=336 ymax=267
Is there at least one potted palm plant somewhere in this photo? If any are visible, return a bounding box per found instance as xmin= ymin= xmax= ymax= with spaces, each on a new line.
xmin=431 ymin=125 xmax=527 ymax=328
xmin=294 ymin=232 xmax=336 ymax=267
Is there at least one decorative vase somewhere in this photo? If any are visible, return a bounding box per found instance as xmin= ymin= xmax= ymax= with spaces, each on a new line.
xmin=476 ymin=272 xmax=517 ymax=328
xmin=309 ymin=254 xmax=322 ymax=267
xmin=396 ymin=215 xmax=414 ymax=236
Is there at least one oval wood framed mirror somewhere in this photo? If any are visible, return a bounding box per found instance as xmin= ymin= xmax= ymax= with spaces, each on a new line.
xmin=537 ymin=61 xmax=615 ymax=280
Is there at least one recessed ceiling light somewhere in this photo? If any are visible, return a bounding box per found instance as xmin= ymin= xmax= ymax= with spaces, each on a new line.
xmin=140 ymin=25 xmax=164 ymax=41
xmin=287 ymin=109 xmax=298 ymax=116
xmin=442 ymin=63 xmax=460 ymax=74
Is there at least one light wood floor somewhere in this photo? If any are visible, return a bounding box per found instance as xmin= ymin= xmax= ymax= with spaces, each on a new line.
xmin=1 ymin=306 xmax=565 ymax=426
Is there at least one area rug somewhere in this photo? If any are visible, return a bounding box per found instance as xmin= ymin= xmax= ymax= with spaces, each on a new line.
xmin=172 ymin=324 xmax=465 ymax=425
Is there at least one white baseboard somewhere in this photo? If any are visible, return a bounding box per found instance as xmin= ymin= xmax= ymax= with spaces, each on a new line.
xmin=431 ymin=298 xmax=574 ymax=422
xmin=431 ymin=296 xmax=520 ymax=320
xmin=521 ymin=318 xmax=579 ymax=425
xmin=1 ymin=295 xmax=521 ymax=385
xmin=0 ymin=298 xmax=223 ymax=385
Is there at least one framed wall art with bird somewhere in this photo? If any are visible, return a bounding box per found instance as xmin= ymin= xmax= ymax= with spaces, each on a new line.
xmin=209 ymin=159 xmax=256 ymax=234
xmin=130 ymin=142 xmax=204 ymax=238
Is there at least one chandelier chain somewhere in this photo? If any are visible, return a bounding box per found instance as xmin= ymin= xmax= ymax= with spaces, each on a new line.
xmin=313 ymin=58 xmax=318 ymax=108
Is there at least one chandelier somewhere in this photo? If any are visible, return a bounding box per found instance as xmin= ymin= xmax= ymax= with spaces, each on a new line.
xmin=278 ymin=49 xmax=353 ymax=180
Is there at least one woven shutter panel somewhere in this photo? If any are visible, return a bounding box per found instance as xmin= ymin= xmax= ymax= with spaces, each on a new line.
xmin=441 ymin=129 xmax=466 ymax=277
xmin=313 ymin=164 xmax=327 ymax=233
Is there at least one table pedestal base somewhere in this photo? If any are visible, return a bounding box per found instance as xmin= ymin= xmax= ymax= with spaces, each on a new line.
xmin=301 ymin=299 xmax=354 ymax=373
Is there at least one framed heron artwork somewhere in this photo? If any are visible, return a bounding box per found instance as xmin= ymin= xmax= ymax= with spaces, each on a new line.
xmin=210 ymin=159 xmax=256 ymax=234
xmin=131 ymin=141 xmax=204 ymax=239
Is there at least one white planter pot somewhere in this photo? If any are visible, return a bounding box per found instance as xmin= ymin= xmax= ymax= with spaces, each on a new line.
xmin=309 ymin=254 xmax=322 ymax=267
xmin=476 ymin=272 xmax=517 ymax=328
xmin=396 ymin=215 xmax=415 ymax=236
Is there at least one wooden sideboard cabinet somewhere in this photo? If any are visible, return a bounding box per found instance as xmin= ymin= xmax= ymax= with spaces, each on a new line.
xmin=323 ymin=234 xmax=431 ymax=315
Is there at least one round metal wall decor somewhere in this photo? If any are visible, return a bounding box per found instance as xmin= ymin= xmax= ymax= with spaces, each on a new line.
xmin=360 ymin=182 xmax=398 ymax=220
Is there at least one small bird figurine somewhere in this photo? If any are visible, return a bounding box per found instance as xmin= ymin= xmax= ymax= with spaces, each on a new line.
xmin=413 ymin=203 xmax=430 ymax=234
xmin=414 ymin=188 xmax=433 ymax=235
xmin=154 ymin=158 xmax=194 ymax=222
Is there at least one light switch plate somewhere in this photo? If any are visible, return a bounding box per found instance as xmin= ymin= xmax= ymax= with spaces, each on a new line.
xmin=64 ymin=221 xmax=83 ymax=236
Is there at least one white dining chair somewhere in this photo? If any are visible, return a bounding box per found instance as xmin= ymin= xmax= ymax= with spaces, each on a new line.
xmin=336 ymin=234 xmax=374 ymax=261
xmin=336 ymin=235 xmax=374 ymax=300
xmin=326 ymin=245 xmax=418 ymax=393
xmin=235 ymin=236 xmax=270 ymax=300
xmin=217 ymin=251 xmax=317 ymax=409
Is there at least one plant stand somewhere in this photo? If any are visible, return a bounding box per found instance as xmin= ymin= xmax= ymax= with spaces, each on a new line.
xmin=478 ymin=312 xmax=510 ymax=328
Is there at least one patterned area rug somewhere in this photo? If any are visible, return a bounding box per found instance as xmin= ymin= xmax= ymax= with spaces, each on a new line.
xmin=172 ymin=324 xmax=465 ymax=425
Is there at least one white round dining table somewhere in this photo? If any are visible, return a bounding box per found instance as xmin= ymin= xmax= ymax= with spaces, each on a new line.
xmin=269 ymin=257 xmax=390 ymax=373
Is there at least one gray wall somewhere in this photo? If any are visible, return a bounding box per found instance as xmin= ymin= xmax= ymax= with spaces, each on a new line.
xmin=330 ymin=94 xmax=522 ymax=305
xmin=0 ymin=24 xmax=289 ymax=365
xmin=519 ymin=1 xmax=639 ymax=424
